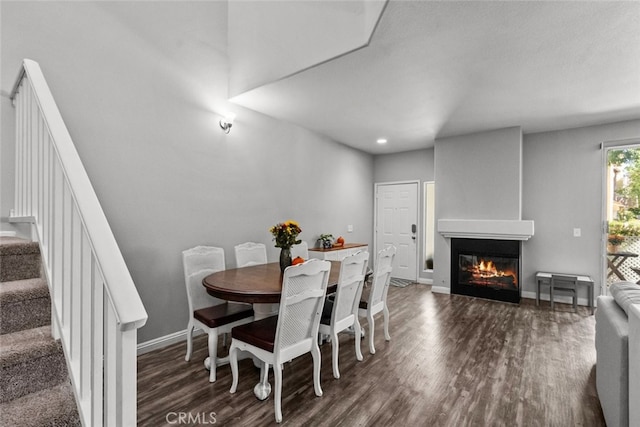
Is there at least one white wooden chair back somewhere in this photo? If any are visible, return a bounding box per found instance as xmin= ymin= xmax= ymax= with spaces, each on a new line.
xmin=332 ymin=251 xmax=369 ymax=327
xmin=234 ymin=242 xmax=267 ymax=267
xmin=318 ymin=251 xmax=369 ymax=378
xmin=368 ymin=245 xmax=396 ymax=313
xmin=358 ymin=245 xmax=396 ymax=355
xmin=228 ymin=258 xmax=330 ymax=422
xmin=182 ymin=245 xmax=254 ymax=380
xmin=183 ymin=246 xmax=226 ymax=311
xmin=274 ymin=259 xmax=330 ymax=360
xmin=290 ymin=241 xmax=309 ymax=260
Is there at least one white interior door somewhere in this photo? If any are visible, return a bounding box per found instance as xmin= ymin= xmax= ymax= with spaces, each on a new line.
xmin=375 ymin=182 xmax=418 ymax=280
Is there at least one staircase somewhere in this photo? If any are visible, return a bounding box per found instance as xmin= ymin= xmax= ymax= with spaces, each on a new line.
xmin=0 ymin=236 xmax=80 ymax=426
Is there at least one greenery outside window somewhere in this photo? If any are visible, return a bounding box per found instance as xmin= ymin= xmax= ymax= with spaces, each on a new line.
xmin=606 ymin=147 xmax=640 ymax=284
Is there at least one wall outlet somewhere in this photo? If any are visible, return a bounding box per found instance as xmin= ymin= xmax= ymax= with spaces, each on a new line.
xmin=573 ymin=228 xmax=581 ymax=237
xmin=347 ymin=224 xmax=353 ymax=233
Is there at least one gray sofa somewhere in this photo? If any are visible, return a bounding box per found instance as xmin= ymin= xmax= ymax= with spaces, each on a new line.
xmin=595 ymin=282 xmax=640 ymax=427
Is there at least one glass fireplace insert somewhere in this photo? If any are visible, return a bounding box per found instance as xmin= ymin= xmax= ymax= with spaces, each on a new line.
xmin=451 ymin=238 xmax=521 ymax=304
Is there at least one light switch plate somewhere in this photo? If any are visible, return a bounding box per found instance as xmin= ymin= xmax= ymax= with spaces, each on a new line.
xmin=573 ymin=228 xmax=581 ymax=237
xmin=347 ymin=224 xmax=353 ymax=232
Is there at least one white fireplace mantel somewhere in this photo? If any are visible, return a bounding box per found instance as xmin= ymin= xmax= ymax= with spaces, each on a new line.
xmin=437 ymin=219 xmax=534 ymax=241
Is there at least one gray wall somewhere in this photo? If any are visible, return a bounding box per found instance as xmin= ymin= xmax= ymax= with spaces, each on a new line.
xmin=435 ymin=127 xmax=523 ymax=220
xmin=432 ymin=121 xmax=640 ymax=300
xmin=0 ymin=2 xmax=374 ymax=343
xmin=373 ymin=148 xmax=434 ymax=184
xmin=522 ymin=120 xmax=640 ymax=300
xmin=433 ymin=127 xmax=524 ymax=289
xmin=373 ymin=148 xmax=435 ymax=281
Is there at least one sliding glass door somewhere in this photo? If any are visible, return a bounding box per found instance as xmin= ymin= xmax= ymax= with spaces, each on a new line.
xmin=603 ymin=140 xmax=640 ymax=292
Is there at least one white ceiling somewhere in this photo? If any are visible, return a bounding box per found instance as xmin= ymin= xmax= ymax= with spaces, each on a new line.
xmin=230 ymin=0 xmax=640 ymax=154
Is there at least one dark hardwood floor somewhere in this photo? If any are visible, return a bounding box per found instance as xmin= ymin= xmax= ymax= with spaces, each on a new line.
xmin=137 ymin=284 xmax=605 ymax=426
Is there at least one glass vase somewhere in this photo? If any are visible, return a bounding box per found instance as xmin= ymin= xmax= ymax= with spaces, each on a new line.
xmin=279 ymin=247 xmax=292 ymax=273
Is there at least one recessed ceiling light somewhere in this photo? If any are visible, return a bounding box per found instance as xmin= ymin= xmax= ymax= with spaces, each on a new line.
xmin=377 ymin=138 xmax=387 ymax=144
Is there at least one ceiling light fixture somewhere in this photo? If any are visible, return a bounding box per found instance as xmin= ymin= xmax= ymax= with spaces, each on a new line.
xmin=219 ymin=113 xmax=236 ymax=134
xmin=377 ymin=138 xmax=388 ymax=144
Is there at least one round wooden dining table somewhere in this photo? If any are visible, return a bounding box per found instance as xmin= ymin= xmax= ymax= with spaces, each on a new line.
xmin=202 ymin=260 xmax=341 ymax=304
xmin=201 ymin=260 xmax=341 ymax=400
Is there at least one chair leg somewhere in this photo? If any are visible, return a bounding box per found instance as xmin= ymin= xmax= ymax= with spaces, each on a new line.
xmin=274 ymin=363 xmax=283 ymax=423
xmin=383 ymin=305 xmax=391 ymax=341
xmin=208 ymin=330 xmax=218 ymax=382
xmin=354 ymin=319 xmax=363 ymax=362
xmin=318 ymin=333 xmax=326 ymax=346
xmin=311 ymin=344 xmax=323 ymax=397
xmin=367 ymin=313 xmax=376 ymax=354
xmin=331 ymin=330 xmax=340 ymax=379
xmin=229 ymin=343 xmax=239 ymax=393
xmin=255 ymin=362 xmax=271 ymax=401
xmin=185 ymin=323 xmax=194 ymax=362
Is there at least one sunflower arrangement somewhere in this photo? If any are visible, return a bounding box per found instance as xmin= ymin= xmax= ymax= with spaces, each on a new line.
xmin=269 ymin=220 xmax=302 ymax=249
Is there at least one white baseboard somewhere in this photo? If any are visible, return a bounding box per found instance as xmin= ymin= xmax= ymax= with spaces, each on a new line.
xmin=417 ymin=278 xmax=432 ymax=285
xmin=430 ymin=286 xmax=450 ymax=294
xmin=137 ymin=328 xmax=203 ymax=356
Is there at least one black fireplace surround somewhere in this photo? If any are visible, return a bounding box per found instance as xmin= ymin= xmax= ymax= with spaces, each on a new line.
xmin=451 ymin=238 xmax=521 ymax=304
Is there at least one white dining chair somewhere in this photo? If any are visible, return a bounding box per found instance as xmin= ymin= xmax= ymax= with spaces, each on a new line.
xmin=229 ymin=259 xmax=331 ymax=423
xmin=234 ymin=242 xmax=267 ymax=267
xmin=183 ymin=246 xmax=254 ymax=382
xmin=290 ymin=241 xmax=309 ymax=260
xmin=318 ymin=250 xmax=368 ymax=378
xmin=358 ymin=245 xmax=396 ymax=354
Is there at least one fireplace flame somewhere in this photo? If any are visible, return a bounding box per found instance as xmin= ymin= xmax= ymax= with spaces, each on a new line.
xmin=478 ymin=260 xmax=497 ymax=275
xmin=471 ymin=258 xmax=517 ymax=285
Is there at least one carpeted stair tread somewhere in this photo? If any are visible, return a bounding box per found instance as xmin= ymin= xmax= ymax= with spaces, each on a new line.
xmin=0 ymin=326 xmax=68 ymax=403
xmin=0 ymin=382 xmax=81 ymax=427
xmin=0 ymin=237 xmax=41 ymax=282
xmin=0 ymin=278 xmax=51 ymax=335
xmin=0 ymin=326 xmax=61 ymax=367
xmin=0 ymin=237 xmax=79 ymax=423
xmin=0 ymin=236 xmax=40 ymax=255
xmin=0 ymin=277 xmax=49 ymax=303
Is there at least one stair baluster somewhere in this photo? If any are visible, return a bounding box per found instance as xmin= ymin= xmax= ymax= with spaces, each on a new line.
xmin=8 ymin=59 xmax=148 ymax=427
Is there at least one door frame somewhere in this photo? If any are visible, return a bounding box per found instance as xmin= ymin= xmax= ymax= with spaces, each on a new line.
xmin=373 ymin=180 xmax=420 ymax=281
xmin=601 ymin=138 xmax=640 ymax=296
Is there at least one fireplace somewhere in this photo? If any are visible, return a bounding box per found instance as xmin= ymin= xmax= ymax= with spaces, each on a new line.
xmin=451 ymin=238 xmax=521 ymax=303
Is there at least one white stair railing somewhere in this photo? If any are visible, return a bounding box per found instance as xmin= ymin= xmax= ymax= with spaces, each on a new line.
xmin=9 ymin=59 xmax=148 ymax=426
